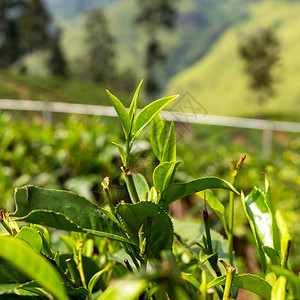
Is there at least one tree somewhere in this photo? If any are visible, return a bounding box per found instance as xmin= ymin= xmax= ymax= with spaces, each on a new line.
xmin=0 ymin=0 xmax=25 ymax=67
xmin=48 ymin=29 xmax=68 ymax=76
xmin=19 ymin=0 xmax=52 ymax=53
xmin=136 ymin=0 xmax=177 ymax=96
xmin=238 ymin=28 xmax=280 ymax=106
xmin=84 ymin=9 xmax=116 ymax=84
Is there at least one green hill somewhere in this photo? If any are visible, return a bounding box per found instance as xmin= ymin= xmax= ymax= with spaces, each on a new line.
xmin=166 ymin=1 xmax=300 ymax=120
xmin=0 ymin=70 xmax=131 ymax=106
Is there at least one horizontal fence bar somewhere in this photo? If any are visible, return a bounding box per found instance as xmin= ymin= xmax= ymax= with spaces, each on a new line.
xmin=0 ymin=99 xmax=300 ymax=133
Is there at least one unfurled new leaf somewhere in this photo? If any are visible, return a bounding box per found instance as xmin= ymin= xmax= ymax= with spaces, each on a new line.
xmin=106 ymin=90 xmax=131 ymax=138
xmin=161 ymin=121 xmax=176 ymax=163
xmin=128 ymin=80 xmax=143 ymax=123
xmin=112 ymin=142 xmax=126 ymax=166
xmin=150 ymin=115 xmax=164 ymax=160
xmin=153 ymin=161 xmax=181 ymax=194
xmin=159 ymin=177 xmax=239 ymax=209
xmin=133 ymin=95 xmax=179 ymax=138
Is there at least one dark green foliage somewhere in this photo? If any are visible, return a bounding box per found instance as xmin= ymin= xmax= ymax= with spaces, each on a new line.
xmin=84 ymin=9 xmax=116 ymax=84
xmin=136 ymin=0 xmax=177 ymax=96
xmin=239 ymin=27 xmax=280 ymax=104
xmin=19 ymin=0 xmax=52 ymax=52
xmin=48 ymin=30 xmax=68 ymax=76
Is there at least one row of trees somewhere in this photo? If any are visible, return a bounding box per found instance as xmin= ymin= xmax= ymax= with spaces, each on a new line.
xmin=0 ymin=0 xmax=67 ymax=75
xmin=0 ymin=0 xmax=179 ymax=95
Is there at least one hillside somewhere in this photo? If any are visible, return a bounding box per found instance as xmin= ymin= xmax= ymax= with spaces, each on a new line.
xmin=58 ymin=0 xmax=249 ymax=85
xmin=166 ymin=1 xmax=300 ymax=120
xmin=0 ymin=70 xmax=131 ymax=106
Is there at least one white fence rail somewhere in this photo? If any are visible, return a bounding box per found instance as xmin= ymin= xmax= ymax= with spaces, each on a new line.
xmin=1 ymin=99 xmax=300 ymax=157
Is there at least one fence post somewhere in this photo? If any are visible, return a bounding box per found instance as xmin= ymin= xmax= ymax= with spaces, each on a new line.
xmin=42 ymin=102 xmax=53 ymax=125
xmin=262 ymin=124 xmax=273 ymax=158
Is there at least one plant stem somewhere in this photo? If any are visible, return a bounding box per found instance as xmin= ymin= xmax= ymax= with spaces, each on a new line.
xmin=76 ymin=239 xmax=88 ymax=292
xmin=122 ymin=166 xmax=140 ymax=203
xmin=65 ymin=258 xmax=77 ymax=285
xmin=203 ymin=195 xmax=222 ymax=277
xmin=228 ymin=160 xmax=235 ymax=266
xmin=220 ymin=260 xmax=236 ymax=300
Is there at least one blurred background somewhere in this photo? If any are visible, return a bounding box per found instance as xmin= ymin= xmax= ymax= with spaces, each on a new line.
xmin=0 ymin=0 xmax=299 ymax=275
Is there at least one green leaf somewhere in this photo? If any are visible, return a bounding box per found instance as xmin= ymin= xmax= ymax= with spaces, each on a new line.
xmin=0 ymin=237 xmax=67 ymax=300
xmin=270 ymin=265 xmax=300 ymax=297
xmin=271 ymin=276 xmax=286 ymax=300
xmin=15 ymin=227 xmax=43 ymax=252
xmin=207 ymin=273 xmax=272 ymax=300
xmin=161 ymin=121 xmax=176 ymax=163
xmin=276 ymin=209 xmax=291 ymax=267
xmin=97 ymin=278 xmax=148 ymax=300
xmin=11 ymin=186 xmax=130 ymax=244
xmin=128 ymin=80 xmax=143 ymax=123
xmin=262 ymin=246 xmax=280 ymax=266
xmin=106 ymin=90 xmax=130 ymax=138
xmin=112 ymin=142 xmax=126 ymax=165
xmin=181 ymin=273 xmax=201 ymax=291
xmin=116 ymin=202 xmax=173 ymax=258
xmin=197 ymin=190 xmax=228 ymax=234
xmin=241 ymin=189 xmax=270 ymax=273
xmin=88 ymin=268 xmax=109 ymax=296
xmin=150 ymin=115 xmax=164 ymax=160
xmin=133 ymin=95 xmax=179 ymax=138
xmin=264 ymin=177 xmax=281 ymax=254
xmin=132 ymin=173 xmax=150 ymax=201
xmin=159 ymin=177 xmax=239 ymax=209
xmin=153 ymin=161 xmax=181 ymax=194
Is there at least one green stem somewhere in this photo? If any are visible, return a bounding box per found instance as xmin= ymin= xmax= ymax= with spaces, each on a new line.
xmin=76 ymin=239 xmax=88 ymax=294
xmin=66 ymin=258 xmax=77 ymax=285
xmin=203 ymin=196 xmax=222 ymax=277
xmin=220 ymin=260 xmax=236 ymax=300
xmin=228 ymin=160 xmax=235 ymax=266
xmin=123 ymin=166 xmax=140 ymax=203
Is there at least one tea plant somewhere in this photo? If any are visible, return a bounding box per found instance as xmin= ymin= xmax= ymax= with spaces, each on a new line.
xmin=0 ymin=81 xmax=299 ymax=299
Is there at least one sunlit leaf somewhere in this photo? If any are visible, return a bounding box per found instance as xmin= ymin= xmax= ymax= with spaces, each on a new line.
xmin=0 ymin=237 xmax=66 ymax=300
xmin=128 ymin=80 xmax=143 ymax=123
xmin=207 ymin=273 xmax=272 ymax=300
xmin=106 ymin=90 xmax=130 ymax=138
xmin=97 ymin=278 xmax=148 ymax=300
xmin=271 ymin=276 xmax=286 ymax=300
xmin=133 ymin=95 xmax=179 ymax=138
xmin=161 ymin=121 xmax=176 ymax=163
xmin=160 ymin=177 xmax=239 ymax=209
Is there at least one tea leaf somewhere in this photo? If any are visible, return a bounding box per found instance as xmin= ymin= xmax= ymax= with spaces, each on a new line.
xmin=207 ymin=273 xmax=272 ymax=300
xmin=132 ymin=173 xmax=150 ymax=201
xmin=270 ymin=265 xmax=300 ymax=297
xmin=106 ymin=90 xmax=130 ymax=138
xmin=161 ymin=121 xmax=176 ymax=163
xmin=262 ymin=246 xmax=280 ymax=266
xmin=11 ymin=186 xmax=131 ymax=244
xmin=159 ymin=177 xmax=239 ymax=208
xmin=271 ymin=276 xmax=286 ymax=300
xmin=241 ymin=189 xmax=270 ymax=273
xmin=150 ymin=115 xmax=164 ymax=160
xmin=0 ymin=237 xmax=66 ymax=300
xmin=112 ymin=142 xmax=126 ymax=165
xmin=276 ymin=209 xmax=291 ymax=267
xmin=98 ymin=278 xmax=148 ymax=300
xmin=116 ymin=202 xmax=173 ymax=258
xmin=15 ymin=227 xmax=43 ymax=252
xmin=128 ymin=80 xmax=143 ymax=123
xmin=264 ymin=177 xmax=281 ymax=254
xmin=133 ymin=95 xmax=179 ymax=138
xmin=153 ymin=161 xmax=181 ymax=194
xmin=197 ymin=190 xmax=228 ymax=234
